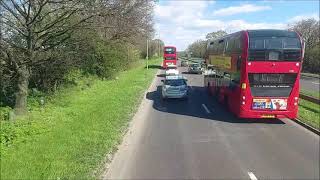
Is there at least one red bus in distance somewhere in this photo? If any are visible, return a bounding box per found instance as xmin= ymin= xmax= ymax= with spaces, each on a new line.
xmin=204 ymin=29 xmax=304 ymax=119
xmin=163 ymin=46 xmax=177 ymax=68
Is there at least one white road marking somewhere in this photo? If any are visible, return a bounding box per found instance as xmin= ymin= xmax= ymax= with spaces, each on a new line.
xmin=312 ymin=82 xmax=320 ymax=85
xmin=248 ymin=172 xmax=258 ymax=180
xmin=202 ymin=104 xmax=211 ymax=114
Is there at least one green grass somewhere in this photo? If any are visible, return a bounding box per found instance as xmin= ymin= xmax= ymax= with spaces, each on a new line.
xmin=0 ymin=58 xmax=161 ymax=179
xmin=298 ymin=99 xmax=320 ymax=130
xmin=301 ymin=72 xmax=320 ymax=78
xmin=300 ymin=90 xmax=320 ymax=99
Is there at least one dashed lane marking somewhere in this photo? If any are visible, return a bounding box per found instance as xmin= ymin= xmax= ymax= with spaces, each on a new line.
xmin=202 ymin=104 xmax=211 ymax=114
xmin=248 ymin=172 xmax=258 ymax=180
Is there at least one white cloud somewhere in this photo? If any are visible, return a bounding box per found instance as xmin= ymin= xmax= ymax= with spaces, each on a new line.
xmin=288 ymin=13 xmax=319 ymax=22
xmin=154 ymin=2 xmax=287 ymax=50
xmin=213 ymin=4 xmax=271 ymax=16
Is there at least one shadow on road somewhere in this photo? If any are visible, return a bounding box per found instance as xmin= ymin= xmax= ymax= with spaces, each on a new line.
xmin=157 ymin=74 xmax=166 ymax=78
xmin=145 ymin=65 xmax=162 ymax=69
xmin=182 ymin=71 xmax=202 ymax=75
xmin=146 ymin=85 xmax=285 ymax=124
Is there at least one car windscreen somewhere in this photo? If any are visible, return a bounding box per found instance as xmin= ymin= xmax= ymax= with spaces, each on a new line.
xmin=248 ymin=31 xmax=302 ymax=61
xmin=164 ymin=79 xmax=186 ymax=86
xmin=164 ymin=47 xmax=175 ymax=54
xmin=191 ymin=64 xmax=200 ymax=67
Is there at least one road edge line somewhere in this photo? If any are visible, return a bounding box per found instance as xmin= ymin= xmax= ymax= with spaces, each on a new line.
xmin=202 ymin=104 xmax=211 ymax=114
xmin=294 ymin=118 xmax=320 ymax=136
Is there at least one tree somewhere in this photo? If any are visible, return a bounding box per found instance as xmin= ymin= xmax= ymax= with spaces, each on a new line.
xmin=187 ymin=39 xmax=207 ymax=58
xmin=0 ymin=0 xmax=157 ymax=115
xmin=205 ymin=30 xmax=227 ymax=40
xmin=289 ymin=18 xmax=320 ymax=73
xmin=0 ymin=0 xmax=91 ymax=115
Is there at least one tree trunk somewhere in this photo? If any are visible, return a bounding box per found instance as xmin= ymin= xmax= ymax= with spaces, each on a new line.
xmin=14 ymin=64 xmax=30 ymax=115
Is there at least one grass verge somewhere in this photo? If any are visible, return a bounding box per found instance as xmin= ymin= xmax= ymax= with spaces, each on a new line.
xmin=301 ymin=72 xmax=320 ymax=78
xmin=0 ymin=58 xmax=161 ymax=179
xmin=298 ymin=99 xmax=320 ymax=130
xmin=300 ymin=90 xmax=320 ymax=99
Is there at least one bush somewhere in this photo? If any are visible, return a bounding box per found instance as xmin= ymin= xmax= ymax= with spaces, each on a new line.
xmin=0 ymin=106 xmax=12 ymax=121
xmin=303 ymin=45 xmax=320 ymax=73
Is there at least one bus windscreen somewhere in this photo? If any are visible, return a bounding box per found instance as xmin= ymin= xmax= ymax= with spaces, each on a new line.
xmin=164 ymin=47 xmax=175 ymax=54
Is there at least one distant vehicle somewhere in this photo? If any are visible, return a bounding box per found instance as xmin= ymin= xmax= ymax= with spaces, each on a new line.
xmin=188 ymin=63 xmax=203 ymax=74
xmin=204 ymin=65 xmax=216 ymax=76
xmin=163 ymin=46 xmax=177 ymax=68
xmin=204 ymin=29 xmax=305 ymax=119
xmin=161 ymin=75 xmax=188 ymax=100
xmin=165 ymin=64 xmax=179 ymax=76
xmin=181 ymin=60 xmax=189 ymax=67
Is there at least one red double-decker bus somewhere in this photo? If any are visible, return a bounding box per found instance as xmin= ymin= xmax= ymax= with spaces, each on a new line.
xmin=163 ymin=46 xmax=177 ymax=68
xmin=204 ymin=29 xmax=304 ymax=119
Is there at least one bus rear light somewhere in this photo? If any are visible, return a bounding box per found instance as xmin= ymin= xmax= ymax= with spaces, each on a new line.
xmin=241 ymin=83 xmax=246 ymax=89
xmin=242 ymin=96 xmax=245 ymax=100
xmin=294 ymin=97 xmax=298 ymax=100
xmin=242 ymin=101 xmax=245 ymax=105
xmin=248 ymin=62 xmax=251 ymax=66
xmin=296 ymin=63 xmax=299 ymax=66
xmin=294 ymin=102 xmax=298 ymax=106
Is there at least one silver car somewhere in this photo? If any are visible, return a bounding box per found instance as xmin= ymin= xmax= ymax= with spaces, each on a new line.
xmin=188 ymin=63 xmax=203 ymax=74
xmin=161 ymin=75 xmax=188 ymax=100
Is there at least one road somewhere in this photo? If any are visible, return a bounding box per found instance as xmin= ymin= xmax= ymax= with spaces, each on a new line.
xmin=104 ymin=65 xmax=319 ymax=179
xmin=300 ymin=76 xmax=320 ymax=93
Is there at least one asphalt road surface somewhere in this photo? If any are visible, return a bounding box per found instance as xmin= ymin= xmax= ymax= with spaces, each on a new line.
xmin=300 ymin=76 xmax=320 ymax=93
xmin=104 ymin=66 xmax=319 ymax=179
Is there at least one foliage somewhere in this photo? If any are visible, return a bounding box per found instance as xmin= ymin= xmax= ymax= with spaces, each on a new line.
xmin=289 ymin=18 xmax=320 ymax=73
xmin=0 ymin=58 xmax=161 ymax=179
xmin=187 ymin=31 xmax=228 ymax=58
xmin=205 ymin=30 xmax=227 ymax=40
xmin=298 ymin=99 xmax=320 ymax=130
xmin=0 ymin=0 xmax=158 ymax=114
xmin=140 ymin=39 xmax=165 ymax=59
xmin=187 ymin=39 xmax=207 ymax=58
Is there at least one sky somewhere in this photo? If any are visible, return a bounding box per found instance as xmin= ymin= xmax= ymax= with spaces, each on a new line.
xmin=154 ymin=0 xmax=319 ymax=51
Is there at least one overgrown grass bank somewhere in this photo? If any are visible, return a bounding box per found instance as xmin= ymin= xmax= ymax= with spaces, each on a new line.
xmin=298 ymin=99 xmax=320 ymax=130
xmin=0 ymin=58 xmax=161 ymax=179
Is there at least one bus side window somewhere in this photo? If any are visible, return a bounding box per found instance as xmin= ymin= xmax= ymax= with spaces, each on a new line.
xmin=237 ymin=56 xmax=241 ymax=70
